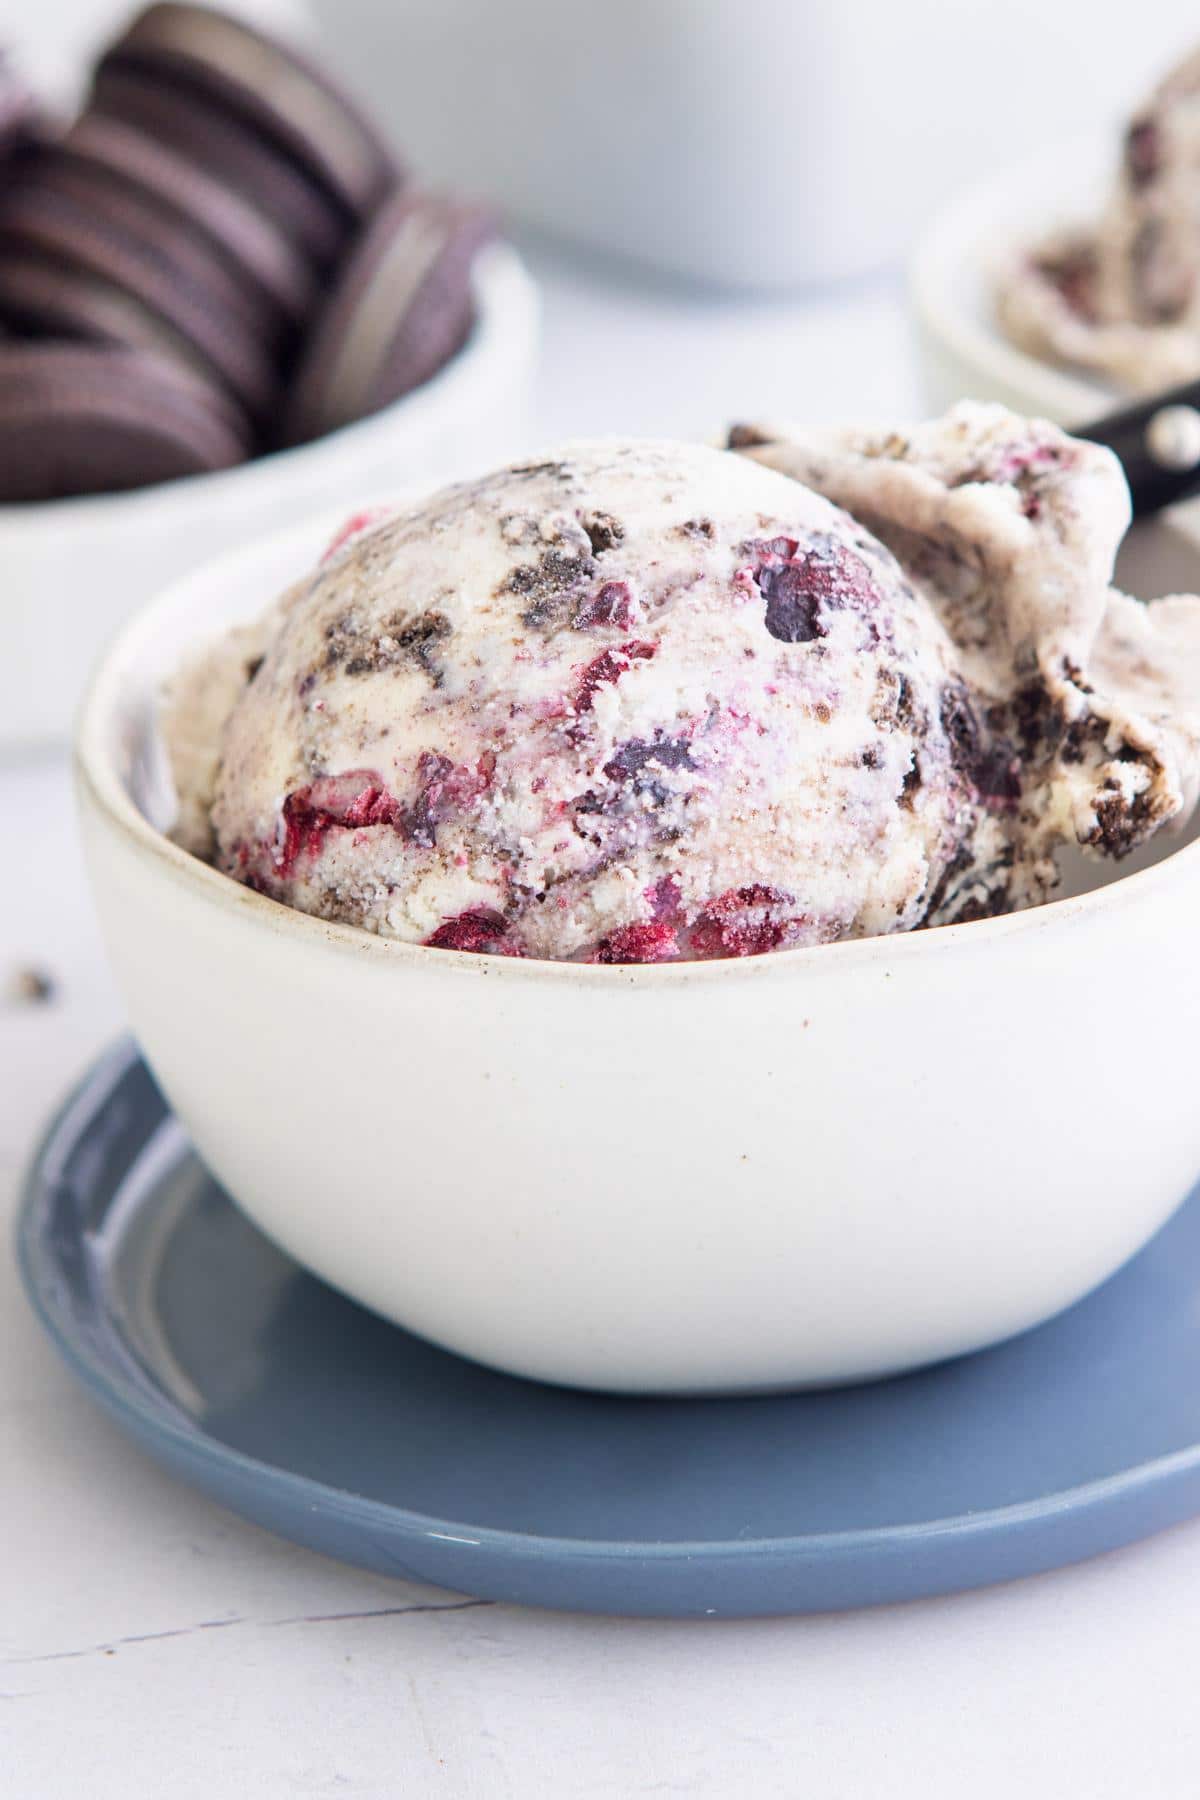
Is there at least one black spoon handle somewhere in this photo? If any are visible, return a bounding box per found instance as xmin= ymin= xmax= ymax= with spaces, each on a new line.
xmin=1078 ymin=379 xmax=1200 ymax=517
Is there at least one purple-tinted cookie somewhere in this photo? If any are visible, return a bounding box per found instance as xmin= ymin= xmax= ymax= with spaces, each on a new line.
xmin=0 ymin=178 xmax=278 ymax=420
xmin=47 ymin=113 xmax=318 ymax=330
xmin=18 ymin=157 xmax=281 ymax=348
xmin=89 ymin=61 xmax=348 ymax=270
xmin=0 ymin=342 xmax=250 ymax=500
xmin=0 ymin=245 xmax=206 ymax=365
xmin=98 ymin=4 xmax=399 ymax=223
xmin=283 ymin=189 xmax=492 ymax=446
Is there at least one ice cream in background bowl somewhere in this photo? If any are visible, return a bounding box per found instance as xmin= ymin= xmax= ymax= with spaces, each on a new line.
xmin=997 ymin=47 xmax=1200 ymax=393
xmin=75 ymin=405 xmax=1200 ymax=1391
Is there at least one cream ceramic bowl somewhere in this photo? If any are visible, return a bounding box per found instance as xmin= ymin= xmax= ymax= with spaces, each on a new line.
xmin=2 ymin=243 xmax=537 ymax=752
xmin=75 ymin=504 xmax=1200 ymax=1394
xmin=911 ymin=138 xmax=1116 ymax=427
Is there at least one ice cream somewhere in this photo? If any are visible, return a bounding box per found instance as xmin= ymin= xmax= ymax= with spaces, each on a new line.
xmin=165 ymin=408 xmax=1200 ymax=962
xmin=997 ymin=49 xmax=1200 ymax=392
xmin=736 ymin=407 xmax=1200 ymax=865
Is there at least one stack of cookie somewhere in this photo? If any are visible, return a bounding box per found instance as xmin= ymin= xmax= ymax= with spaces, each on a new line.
xmin=0 ymin=51 xmax=36 ymax=162
xmin=0 ymin=4 xmax=493 ymax=500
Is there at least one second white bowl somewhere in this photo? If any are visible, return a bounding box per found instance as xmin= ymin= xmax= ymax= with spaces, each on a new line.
xmin=911 ymin=138 xmax=1116 ymax=427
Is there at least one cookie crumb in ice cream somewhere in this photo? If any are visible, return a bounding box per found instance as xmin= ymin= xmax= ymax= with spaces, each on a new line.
xmin=725 ymin=424 xmax=772 ymax=449
xmin=581 ymin=511 xmax=625 ymax=553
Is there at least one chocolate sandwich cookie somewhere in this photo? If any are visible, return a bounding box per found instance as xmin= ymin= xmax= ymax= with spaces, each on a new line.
xmin=19 ymin=158 xmax=281 ymax=350
xmin=0 ymin=53 xmax=36 ymax=159
xmin=0 ymin=180 xmax=277 ymax=420
xmin=98 ymin=4 xmax=399 ymax=223
xmin=47 ymin=114 xmax=317 ymax=329
xmin=283 ymin=190 xmax=492 ymax=446
xmin=0 ymin=343 xmax=250 ymax=501
xmin=89 ymin=61 xmax=347 ymax=271
xmin=0 ymin=247 xmax=215 ymax=369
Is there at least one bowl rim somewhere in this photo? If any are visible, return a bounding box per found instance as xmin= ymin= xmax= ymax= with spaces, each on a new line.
xmin=908 ymin=134 xmax=1116 ymax=427
xmin=76 ymin=478 xmax=1200 ymax=989
xmin=0 ymin=241 xmax=536 ymax=533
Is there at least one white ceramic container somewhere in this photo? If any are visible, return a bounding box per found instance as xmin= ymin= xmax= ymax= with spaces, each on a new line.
xmin=314 ymin=1 xmax=1199 ymax=290
xmin=911 ymin=139 xmax=1115 ymax=427
xmin=0 ymin=244 xmax=538 ymax=751
xmin=75 ymin=504 xmax=1200 ymax=1394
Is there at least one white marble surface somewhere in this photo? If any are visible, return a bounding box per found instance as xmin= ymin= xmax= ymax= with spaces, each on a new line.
xmin=6 ymin=250 xmax=1200 ymax=1799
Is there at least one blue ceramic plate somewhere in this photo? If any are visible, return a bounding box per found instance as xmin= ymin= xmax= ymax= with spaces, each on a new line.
xmin=17 ymin=1039 xmax=1200 ymax=1617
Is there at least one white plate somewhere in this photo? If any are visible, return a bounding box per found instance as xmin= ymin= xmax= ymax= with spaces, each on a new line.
xmin=910 ymin=137 xmax=1119 ymax=428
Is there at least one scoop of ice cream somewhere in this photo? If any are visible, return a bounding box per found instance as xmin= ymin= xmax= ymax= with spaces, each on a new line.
xmin=170 ymin=440 xmax=996 ymax=960
xmin=997 ymin=50 xmax=1200 ymax=391
xmin=166 ymin=411 xmax=1200 ymax=962
xmin=732 ymin=403 xmax=1200 ymax=875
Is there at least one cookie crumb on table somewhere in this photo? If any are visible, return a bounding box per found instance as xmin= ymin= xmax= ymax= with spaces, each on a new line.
xmin=5 ymin=964 xmax=57 ymax=1006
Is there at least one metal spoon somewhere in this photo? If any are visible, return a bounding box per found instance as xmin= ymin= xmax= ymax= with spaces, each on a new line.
xmin=1079 ymin=381 xmax=1200 ymax=516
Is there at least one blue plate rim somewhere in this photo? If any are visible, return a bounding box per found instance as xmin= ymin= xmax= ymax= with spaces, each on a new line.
xmin=17 ymin=1035 xmax=1200 ymax=1577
